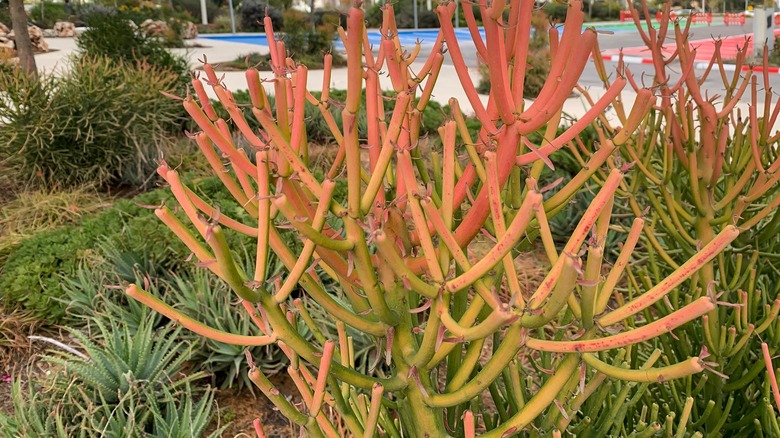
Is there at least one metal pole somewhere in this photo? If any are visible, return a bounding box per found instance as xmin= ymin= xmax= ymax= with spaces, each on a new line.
xmin=414 ymin=0 xmax=418 ymax=29
xmin=200 ymin=0 xmax=208 ymax=25
xmin=455 ymin=0 xmax=459 ymax=28
xmin=228 ymin=0 xmax=236 ymax=34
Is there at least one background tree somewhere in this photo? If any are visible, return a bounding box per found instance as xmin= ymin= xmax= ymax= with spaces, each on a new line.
xmin=9 ymin=0 xmax=36 ymax=76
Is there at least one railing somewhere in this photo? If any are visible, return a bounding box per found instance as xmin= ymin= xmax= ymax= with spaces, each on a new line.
xmin=657 ymin=12 xmax=712 ymax=23
xmin=619 ymin=10 xmax=713 ymax=24
xmin=723 ymin=13 xmax=746 ymax=25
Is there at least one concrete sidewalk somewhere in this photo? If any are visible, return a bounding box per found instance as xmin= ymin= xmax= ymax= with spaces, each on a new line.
xmin=38 ymin=35 xmax=643 ymax=127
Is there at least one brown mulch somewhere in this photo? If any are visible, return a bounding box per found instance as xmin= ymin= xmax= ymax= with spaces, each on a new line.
xmin=210 ymin=375 xmax=297 ymax=437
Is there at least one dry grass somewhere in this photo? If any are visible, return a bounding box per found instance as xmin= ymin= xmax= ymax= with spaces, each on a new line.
xmin=0 ymin=185 xmax=111 ymax=259
xmin=161 ymin=137 xmax=216 ymax=180
xmin=0 ymin=305 xmax=48 ymax=373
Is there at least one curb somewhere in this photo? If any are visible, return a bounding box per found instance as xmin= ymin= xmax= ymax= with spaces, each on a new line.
xmin=599 ymin=54 xmax=654 ymax=64
xmin=598 ymin=54 xmax=780 ymax=73
xmin=693 ymin=62 xmax=780 ymax=73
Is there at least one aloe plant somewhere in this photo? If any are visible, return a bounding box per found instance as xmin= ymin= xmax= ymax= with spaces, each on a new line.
xmin=167 ymin=269 xmax=304 ymax=390
xmin=45 ymin=317 xmax=206 ymax=405
xmin=125 ymin=1 xmax=742 ymax=435
xmin=0 ymin=317 xmax=218 ymax=437
xmin=570 ymin=1 xmax=780 ymax=434
xmin=0 ymin=377 xmax=69 ymax=437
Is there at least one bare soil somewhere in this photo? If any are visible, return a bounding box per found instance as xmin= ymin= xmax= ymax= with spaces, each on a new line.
xmin=210 ymin=375 xmax=297 ymax=437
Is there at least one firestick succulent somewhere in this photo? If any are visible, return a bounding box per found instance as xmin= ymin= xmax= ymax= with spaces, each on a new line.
xmin=125 ymin=1 xmax=741 ymax=435
xmin=573 ymin=1 xmax=780 ymax=434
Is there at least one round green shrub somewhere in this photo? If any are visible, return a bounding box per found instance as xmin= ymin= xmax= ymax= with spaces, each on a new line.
xmin=29 ymin=1 xmax=71 ymax=29
xmin=70 ymin=3 xmax=115 ymax=26
xmin=365 ymin=1 xmax=438 ymax=29
xmin=78 ymin=11 xmax=190 ymax=84
xmin=312 ymin=9 xmax=345 ymax=28
xmin=238 ymin=0 xmax=283 ymax=31
xmin=175 ymin=0 xmax=220 ymax=23
xmin=0 ymin=2 xmax=11 ymax=26
xmin=543 ymin=1 xmax=568 ymax=22
xmin=588 ymin=0 xmax=620 ymax=20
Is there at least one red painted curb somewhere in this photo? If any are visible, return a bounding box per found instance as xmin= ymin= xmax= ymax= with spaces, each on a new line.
xmin=597 ymin=54 xmax=780 ymax=73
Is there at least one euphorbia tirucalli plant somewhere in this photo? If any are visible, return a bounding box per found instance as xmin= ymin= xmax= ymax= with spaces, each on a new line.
xmin=125 ymin=1 xmax=739 ymax=435
xmin=572 ymin=1 xmax=780 ymax=434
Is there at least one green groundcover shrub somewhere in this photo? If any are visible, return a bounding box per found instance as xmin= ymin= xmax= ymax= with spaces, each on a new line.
xmin=221 ymin=89 xmax=448 ymax=144
xmin=0 ymin=176 xmax=253 ymax=321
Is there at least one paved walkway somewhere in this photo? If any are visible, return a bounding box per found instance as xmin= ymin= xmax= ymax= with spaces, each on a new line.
xmin=38 ymin=35 xmax=639 ymax=125
xmin=36 ymin=32 xmax=766 ymax=130
xmin=27 ymin=27 xmax=778 ymax=136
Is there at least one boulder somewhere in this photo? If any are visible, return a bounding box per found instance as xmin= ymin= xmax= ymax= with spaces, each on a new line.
xmin=0 ymin=22 xmax=9 ymax=35
xmin=28 ymin=25 xmax=49 ymax=52
xmin=181 ymin=21 xmax=198 ymax=39
xmin=54 ymin=21 xmax=76 ymax=37
xmin=140 ymin=19 xmax=169 ymax=37
xmin=7 ymin=25 xmax=49 ymax=52
xmin=0 ymin=36 xmax=13 ymax=51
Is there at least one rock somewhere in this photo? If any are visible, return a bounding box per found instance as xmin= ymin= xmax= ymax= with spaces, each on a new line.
xmin=43 ymin=29 xmax=57 ymax=38
xmin=28 ymin=25 xmax=48 ymax=52
xmin=54 ymin=21 xmax=76 ymax=37
xmin=140 ymin=19 xmax=168 ymax=37
xmin=0 ymin=22 xmax=9 ymax=35
xmin=181 ymin=21 xmax=198 ymax=39
xmin=0 ymin=36 xmax=13 ymax=51
xmin=8 ymin=26 xmax=49 ymax=52
xmin=1 ymin=24 xmax=49 ymax=52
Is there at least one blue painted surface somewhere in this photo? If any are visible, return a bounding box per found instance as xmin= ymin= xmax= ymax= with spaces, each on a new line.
xmin=199 ymin=23 xmax=671 ymax=48
xmin=200 ymin=28 xmax=485 ymax=48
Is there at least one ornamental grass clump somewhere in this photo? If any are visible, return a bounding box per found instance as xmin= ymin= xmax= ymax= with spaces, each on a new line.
xmin=570 ymin=2 xmax=780 ymax=434
xmin=0 ymin=55 xmax=182 ymax=188
xmin=126 ymin=1 xmax=740 ymax=435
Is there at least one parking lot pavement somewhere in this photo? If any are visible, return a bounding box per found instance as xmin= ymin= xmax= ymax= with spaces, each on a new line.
xmin=599 ymin=28 xmax=780 ymax=62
